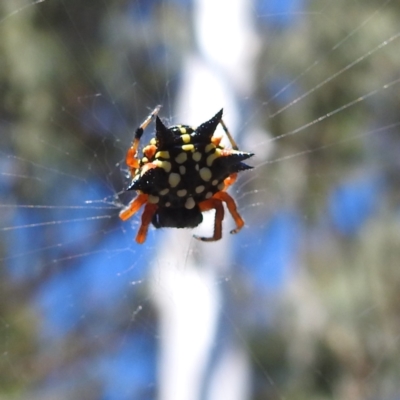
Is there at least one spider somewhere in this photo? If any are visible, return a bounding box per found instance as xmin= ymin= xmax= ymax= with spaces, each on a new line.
xmin=119 ymin=105 xmax=253 ymax=244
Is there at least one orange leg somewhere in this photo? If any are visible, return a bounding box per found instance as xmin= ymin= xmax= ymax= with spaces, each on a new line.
xmin=143 ymin=144 xmax=157 ymax=159
xmin=194 ymin=198 xmax=225 ymax=242
xmin=223 ymin=173 xmax=238 ymax=191
xmin=211 ymin=133 xmax=223 ymax=147
xmin=136 ymin=203 xmax=158 ymax=244
xmin=119 ymin=193 xmax=148 ymax=221
xmin=219 ymin=119 xmax=238 ymax=150
xmin=126 ymin=147 xmax=140 ymax=174
xmin=213 ymin=191 xmax=244 ymax=234
xmin=212 ymin=119 xmax=238 ymax=153
xmin=126 ymin=105 xmax=161 ymax=175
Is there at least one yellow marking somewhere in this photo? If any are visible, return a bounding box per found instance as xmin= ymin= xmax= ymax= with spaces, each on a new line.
xmin=148 ymin=195 xmax=159 ymax=204
xmin=155 ymin=151 xmax=170 ymax=159
xmin=177 ymin=189 xmax=187 ymax=197
xmin=192 ymin=152 xmax=202 ymax=162
xmin=185 ymin=197 xmax=195 ymax=209
xmin=181 ymin=133 xmax=190 ymax=142
xmin=159 ymin=188 xmax=169 ymax=195
xmin=141 ymin=157 xmax=149 ymax=164
xmin=195 ymin=164 xmax=200 ymax=171
xmin=195 ymin=185 xmax=205 ymax=194
xmin=199 ymin=167 xmax=212 ymax=182
xmin=154 ymin=160 xmax=171 ymax=172
xmin=205 ymin=143 xmax=215 ymax=153
xmin=217 ymin=183 xmax=225 ymax=191
xmin=175 ymin=152 xmax=187 ymax=164
xmin=211 ymin=179 xmax=219 ymax=186
xmin=168 ymin=173 xmax=181 ymax=188
xmin=182 ymin=144 xmax=195 ymax=152
xmin=205 ymin=192 xmax=213 ymax=199
xmin=179 ymin=127 xmax=187 ymax=134
xmin=150 ymin=138 xmax=156 ymax=145
xmin=179 ymin=165 xmax=186 ymax=175
xmin=206 ymin=148 xmax=222 ymax=166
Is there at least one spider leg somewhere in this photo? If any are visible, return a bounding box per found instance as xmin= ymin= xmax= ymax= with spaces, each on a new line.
xmin=211 ymin=132 xmax=223 ymax=147
xmin=126 ymin=105 xmax=162 ymax=174
xmin=194 ymin=198 xmax=224 ymax=242
xmin=119 ymin=193 xmax=148 ymax=221
xmin=213 ymin=191 xmax=244 ymax=234
xmin=136 ymin=203 xmax=158 ymax=244
xmin=223 ymin=173 xmax=238 ymax=191
xmin=219 ymin=118 xmax=239 ymax=150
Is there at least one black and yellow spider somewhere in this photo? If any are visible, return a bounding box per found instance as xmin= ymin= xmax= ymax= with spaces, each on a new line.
xmin=119 ymin=105 xmax=253 ymax=244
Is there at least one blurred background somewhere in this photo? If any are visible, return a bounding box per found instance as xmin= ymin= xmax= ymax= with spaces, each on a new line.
xmin=1 ymin=0 xmax=400 ymax=399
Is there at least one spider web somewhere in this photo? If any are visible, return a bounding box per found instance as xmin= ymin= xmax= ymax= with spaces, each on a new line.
xmin=1 ymin=0 xmax=400 ymax=399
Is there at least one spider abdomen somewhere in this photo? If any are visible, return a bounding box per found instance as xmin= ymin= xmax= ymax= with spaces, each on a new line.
xmin=130 ymin=140 xmax=237 ymax=211
xmin=120 ymin=107 xmax=254 ymax=243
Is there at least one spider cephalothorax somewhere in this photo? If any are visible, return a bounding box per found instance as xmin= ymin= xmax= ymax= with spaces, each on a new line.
xmin=120 ymin=106 xmax=253 ymax=244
